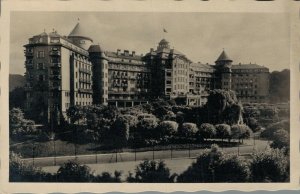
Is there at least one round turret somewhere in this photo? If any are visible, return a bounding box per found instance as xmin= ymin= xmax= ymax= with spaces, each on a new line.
xmin=157 ymin=38 xmax=170 ymax=50
xmin=215 ymin=50 xmax=233 ymax=67
xmin=68 ymin=21 xmax=93 ymax=50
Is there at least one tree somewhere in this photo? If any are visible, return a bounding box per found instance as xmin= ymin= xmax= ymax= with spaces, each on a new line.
xmin=127 ymin=160 xmax=173 ymax=183
xmin=198 ymin=123 xmax=216 ymax=141
xmin=93 ymin=171 xmax=122 ymax=182
xmin=110 ymin=118 xmax=130 ymax=149
xmin=158 ymin=120 xmax=178 ymax=137
xmin=135 ymin=117 xmax=159 ymax=141
xmin=206 ymin=89 xmax=242 ymax=124
xmin=9 ymin=87 xmax=25 ymax=109
xmin=244 ymin=117 xmax=260 ymax=132
xmin=214 ymin=154 xmax=250 ymax=182
xmin=57 ymin=160 xmax=92 ymax=182
xmin=215 ymin=124 xmax=231 ymax=142
xmin=177 ymin=144 xmax=223 ymax=182
xmin=67 ymin=106 xmax=85 ymax=124
xmin=9 ymin=108 xmax=37 ymax=140
xmin=269 ymin=69 xmax=290 ymax=103
xmin=10 ymin=152 xmax=53 ymax=182
xmin=119 ymin=114 xmax=138 ymax=129
xmin=180 ymin=122 xmax=198 ymax=139
xmin=231 ymin=124 xmax=252 ymax=143
xmin=270 ymin=129 xmax=289 ymax=151
xmin=260 ymin=120 xmax=289 ymax=139
xmin=251 ymin=148 xmax=289 ymax=182
xmin=177 ymin=145 xmax=250 ymax=182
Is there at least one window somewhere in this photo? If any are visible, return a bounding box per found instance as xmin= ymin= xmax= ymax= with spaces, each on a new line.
xmin=38 ymin=63 xmax=44 ymax=70
xmin=166 ymin=80 xmax=171 ymax=85
xmin=37 ymin=51 xmax=45 ymax=58
xmin=38 ymin=75 xmax=44 ymax=81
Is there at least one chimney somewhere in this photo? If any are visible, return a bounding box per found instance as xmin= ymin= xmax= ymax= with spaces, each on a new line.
xmin=132 ymin=51 xmax=136 ymax=56
xmin=150 ymin=48 xmax=154 ymax=52
xmin=124 ymin=50 xmax=129 ymax=56
xmin=117 ymin=49 xmax=121 ymax=55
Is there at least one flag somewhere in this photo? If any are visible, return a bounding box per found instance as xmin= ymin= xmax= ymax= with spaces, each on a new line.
xmin=163 ymin=28 xmax=168 ymax=33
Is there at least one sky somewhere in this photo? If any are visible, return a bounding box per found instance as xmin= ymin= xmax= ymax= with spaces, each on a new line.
xmin=10 ymin=11 xmax=290 ymax=75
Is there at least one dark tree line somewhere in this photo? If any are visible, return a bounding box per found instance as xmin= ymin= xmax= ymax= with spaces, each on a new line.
xmin=269 ymin=69 xmax=290 ymax=103
xmin=10 ymin=145 xmax=289 ymax=183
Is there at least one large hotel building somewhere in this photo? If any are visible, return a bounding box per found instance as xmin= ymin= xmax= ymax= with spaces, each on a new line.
xmin=23 ymin=22 xmax=270 ymax=124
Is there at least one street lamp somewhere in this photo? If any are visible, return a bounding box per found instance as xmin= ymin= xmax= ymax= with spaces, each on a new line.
xmin=49 ymin=132 xmax=56 ymax=165
xmin=93 ymin=136 xmax=98 ymax=164
xmin=32 ymin=143 xmax=36 ymax=166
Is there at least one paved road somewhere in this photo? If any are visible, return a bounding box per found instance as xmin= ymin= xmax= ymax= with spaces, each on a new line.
xmin=22 ymin=139 xmax=270 ymax=167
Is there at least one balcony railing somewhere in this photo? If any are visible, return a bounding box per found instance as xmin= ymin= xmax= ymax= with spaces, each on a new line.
xmin=50 ymin=86 xmax=61 ymax=91
xmin=49 ymin=51 xmax=61 ymax=56
xmin=50 ymin=63 xmax=61 ymax=68
xmin=24 ymin=85 xmax=33 ymax=91
xmin=109 ymin=91 xmax=135 ymax=95
xmin=79 ymin=68 xmax=92 ymax=74
xmin=79 ymin=77 xmax=92 ymax=83
xmin=25 ymin=63 xmax=34 ymax=69
xmin=78 ymin=88 xmax=93 ymax=94
xmin=24 ymin=51 xmax=34 ymax=57
xmin=50 ymin=75 xmax=61 ymax=80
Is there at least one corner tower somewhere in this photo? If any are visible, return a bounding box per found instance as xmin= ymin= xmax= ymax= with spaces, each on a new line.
xmin=68 ymin=21 xmax=93 ymax=50
xmin=88 ymin=44 xmax=108 ymax=105
xmin=215 ymin=50 xmax=232 ymax=90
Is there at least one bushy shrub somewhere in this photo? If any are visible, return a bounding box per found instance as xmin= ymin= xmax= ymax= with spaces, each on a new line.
xmin=93 ymin=171 xmax=122 ymax=182
xmin=158 ymin=120 xmax=178 ymax=137
xmin=57 ymin=160 xmax=92 ymax=182
xmin=260 ymin=120 xmax=289 ymax=139
xmin=137 ymin=113 xmax=157 ymax=121
xmin=177 ymin=144 xmax=223 ymax=182
xmin=127 ymin=160 xmax=173 ymax=183
xmin=180 ymin=122 xmax=198 ymax=138
xmin=231 ymin=124 xmax=252 ymax=142
xmin=9 ymin=152 xmax=54 ymax=182
xmin=109 ymin=118 xmax=130 ymax=148
xmin=119 ymin=114 xmax=138 ymax=129
xmin=198 ymin=123 xmax=216 ymax=140
xmin=177 ymin=144 xmax=250 ymax=182
xmin=214 ymin=154 xmax=250 ymax=182
xmin=270 ymin=129 xmax=289 ymax=150
xmin=244 ymin=117 xmax=260 ymax=132
xmin=9 ymin=108 xmax=39 ymax=140
xmin=250 ymin=148 xmax=289 ymax=182
xmin=215 ymin=124 xmax=231 ymax=141
xmin=134 ymin=117 xmax=159 ymax=144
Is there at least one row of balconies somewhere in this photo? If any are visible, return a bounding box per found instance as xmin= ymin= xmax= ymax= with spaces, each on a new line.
xmin=50 ymin=75 xmax=62 ymax=80
xmin=25 ymin=62 xmax=34 ymax=69
xmin=79 ymin=77 xmax=92 ymax=83
xmin=49 ymin=51 xmax=61 ymax=56
xmin=49 ymin=86 xmax=61 ymax=91
xmin=113 ymin=83 xmax=128 ymax=87
xmin=24 ymin=50 xmax=34 ymax=57
xmin=79 ymin=67 xmax=92 ymax=74
xmin=113 ymin=74 xmax=128 ymax=79
xmin=50 ymin=63 xmax=61 ymax=68
xmin=78 ymin=88 xmax=93 ymax=94
xmin=112 ymin=74 xmax=149 ymax=80
xmin=24 ymin=85 xmax=33 ymax=91
xmin=109 ymin=91 xmax=136 ymax=95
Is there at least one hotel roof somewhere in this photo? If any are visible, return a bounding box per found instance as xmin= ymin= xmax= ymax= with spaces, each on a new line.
xmin=68 ymin=22 xmax=93 ymax=42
